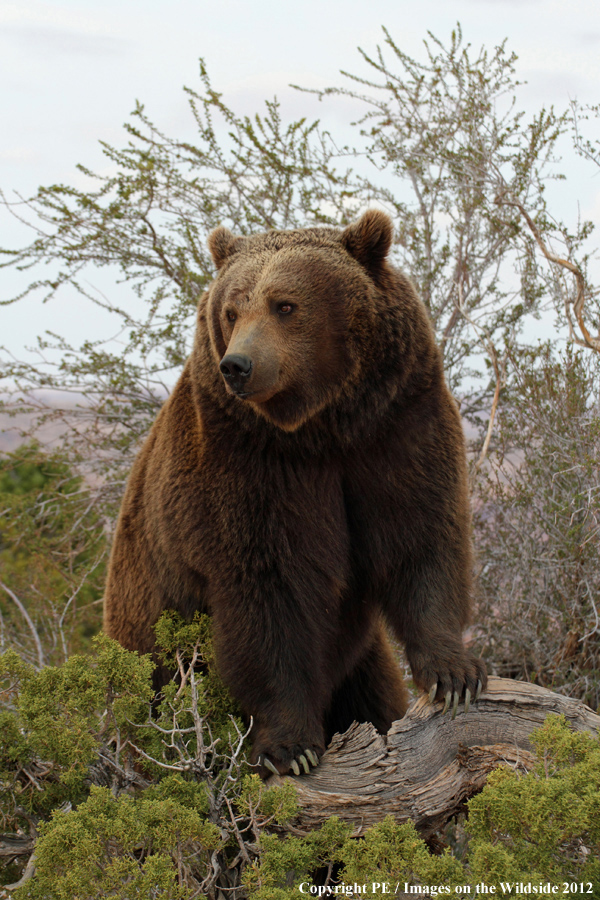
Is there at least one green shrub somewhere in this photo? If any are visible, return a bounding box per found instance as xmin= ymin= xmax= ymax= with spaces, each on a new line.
xmin=2 ymin=619 xmax=599 ymax=900
xmin=467 ymin=715 xmax=600 ymax=893
xmin=0 ymin=613 xmax=295 ymax=897
xmin=242 ymin=717 xmax=600 ymax=900
xmin=21 ymin=785 xmax=221 ymax=900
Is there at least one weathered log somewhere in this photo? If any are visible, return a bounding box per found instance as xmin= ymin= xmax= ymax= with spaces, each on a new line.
xmin=268 ymin=676 xmax=600 ymax=838
xmin=0 ymin=833 xmax=34 ymax=860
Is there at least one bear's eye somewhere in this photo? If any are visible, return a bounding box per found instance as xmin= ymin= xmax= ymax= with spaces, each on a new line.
xmin=277 ymin=303 xmax=294 ymax=315
xmin=226 ymin=311 xmax=237 ymax=323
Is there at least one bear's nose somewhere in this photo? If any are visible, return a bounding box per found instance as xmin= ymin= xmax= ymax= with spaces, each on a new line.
xmin=220 ymin=353 xmax=253 ymax=384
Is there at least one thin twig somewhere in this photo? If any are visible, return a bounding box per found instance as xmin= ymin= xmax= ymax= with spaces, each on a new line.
xmin=454 ymin=285 xmax=507 ymax=472
xmin=0 ymin=581 xmax=45 ymax=669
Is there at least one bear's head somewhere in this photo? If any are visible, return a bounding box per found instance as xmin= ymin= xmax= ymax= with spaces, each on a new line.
xmin=204 ymin=210 xmax=393 ymax=432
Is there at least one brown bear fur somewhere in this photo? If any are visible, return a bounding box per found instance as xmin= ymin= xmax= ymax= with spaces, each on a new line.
xmin=103 ymin=209 xmax=487 ymax=775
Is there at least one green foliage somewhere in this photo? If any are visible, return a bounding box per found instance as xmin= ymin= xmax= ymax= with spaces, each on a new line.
xmin=239 ymin=774 xmax=299 ymax=826
xmin=341 ymin=818 xmax=467 ymax=897
xmin=244 ymin=817 xmax=468 ymax=900
xmin=467 ymin=716 xmax=600 ymax=892
xmin=19 ymin=785 xmax=221 ymax=900
xmin=245 ymin=817 xmax=351 ymax=899
xmin=0 ymin=636 xmax=154 ymax=818
xmin=0 ymin=444 xmax=60 ymax=496
xmin=0 ymin=613 xmax=300 ymax=897
xmin=0 ymin=442 xmax=107 ymax=666
xmin=146 ymin=611 xmax=244 ymax=767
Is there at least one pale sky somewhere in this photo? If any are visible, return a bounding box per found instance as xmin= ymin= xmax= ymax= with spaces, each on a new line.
xmin=2 ymin=0 xmax=600 ymax=355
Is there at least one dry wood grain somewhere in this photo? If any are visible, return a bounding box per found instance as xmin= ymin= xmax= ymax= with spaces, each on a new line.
xmin=268 ymin=676 xmax=600 ymax=838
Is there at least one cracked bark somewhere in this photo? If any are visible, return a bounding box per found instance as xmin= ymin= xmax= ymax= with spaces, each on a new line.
xmin=267 ymin=676 xmax=600 ymax=838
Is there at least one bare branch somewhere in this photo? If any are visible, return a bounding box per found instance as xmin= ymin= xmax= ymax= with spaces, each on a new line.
xmin=454 ymin=282 xmax=508 ymax=473
xmin=496 ymin=191 xmax=600 ymax=354
xmin=0 ymin=581 xmax=45 ymax=669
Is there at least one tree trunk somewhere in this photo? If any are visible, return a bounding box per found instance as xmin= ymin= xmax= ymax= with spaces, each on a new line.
xmin=268 ymin=676 xmax=600 ymax=838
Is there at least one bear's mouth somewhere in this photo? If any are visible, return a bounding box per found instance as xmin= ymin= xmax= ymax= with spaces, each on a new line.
xmin=230 ymin=389 xmax=254 ymax=398
xmin=226 ymin=385 xmax=278 ymax=404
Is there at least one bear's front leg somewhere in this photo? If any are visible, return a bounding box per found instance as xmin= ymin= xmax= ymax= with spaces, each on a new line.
xmin=391 ymin=545 xmax=488 ymax=718
xmin=404 ymin=629 xmax=487 ymax=717
xmin=348 ymin=402 xmax=488 ymax=719
xmin=210 ymin=576 xmax=337 ymax=777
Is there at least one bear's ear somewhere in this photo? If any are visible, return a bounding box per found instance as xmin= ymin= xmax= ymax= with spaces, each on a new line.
xmin=341 ymin=209 xmax=393 ymax=270
xmin=208 ymin=226 xmax=241 ymax=270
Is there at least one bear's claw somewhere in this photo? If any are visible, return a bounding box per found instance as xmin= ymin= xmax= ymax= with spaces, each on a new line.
xmin=298 ymin=754 xmax=310 ymax=774
xmin=260 ymin=756 xmax=280 ymax=777
xmin=451 ymin=690 xmax=459 ymax=719
xmin=288 ymin=749 xmax=319 ymax=776
xmin=427 ymin=680 xmax=482 ymax=717
xmin=258 ymin=747 xmax=320 ymax=778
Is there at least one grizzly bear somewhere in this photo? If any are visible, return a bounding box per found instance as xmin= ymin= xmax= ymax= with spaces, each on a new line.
xmin=103 ymin=209 xmax=487 ymax=777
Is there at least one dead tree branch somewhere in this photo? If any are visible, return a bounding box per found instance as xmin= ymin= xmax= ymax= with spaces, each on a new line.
xmin=496 ymin=193 xmax=600 ymax=355
xmin=268 ymin=676 xmax=600 ymax=839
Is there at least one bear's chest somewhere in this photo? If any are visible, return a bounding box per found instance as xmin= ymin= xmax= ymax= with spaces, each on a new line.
xmin=162 ymin=445 xmax=351 ymax=590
